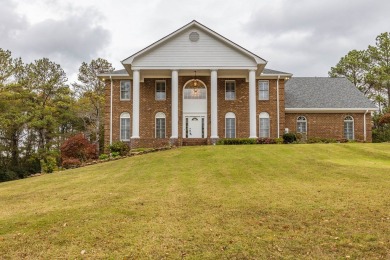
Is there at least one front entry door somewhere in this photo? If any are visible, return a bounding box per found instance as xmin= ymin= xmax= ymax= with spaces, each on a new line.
xmin=185 ymin=116 xmax=204 ymax=138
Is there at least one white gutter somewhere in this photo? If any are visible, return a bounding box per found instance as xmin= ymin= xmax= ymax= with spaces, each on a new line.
xmin=363 ymin=109 xmax=369 ymax=142
xmin=285 ymin=108 xmax=378 ymax=113
xmin=110 ymin=76 xmax=113 ymax=145
xmin=277 ymin=75 xmax=280 ymax=138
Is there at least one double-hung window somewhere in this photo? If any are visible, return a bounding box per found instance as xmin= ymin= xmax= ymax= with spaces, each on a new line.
xmin=258 ymin=81 xmax=269 ymax=100
xmin=120 ymin=80 xmax=131 ymax=100
xmin=225 ymin=80 xmax=236 ymax=100
xmin=155 ymin=80 xmax=166 ymax=100
xmin=259 ymin=112 xmax=270 ymax=138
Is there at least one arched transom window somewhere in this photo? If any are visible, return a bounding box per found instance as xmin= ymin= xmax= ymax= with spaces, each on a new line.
xmin=297 ymin=116 xmax=307 ymax=134
xmin=344 ymin=115 xmax=354 ymax=140
xmin=225 ymin=112 xmax=236 ymax=138
xmin=259 ymin=112 xmax=270 ymax=138
xmin=120 ymin=112 xmax=131 ymax=141
xmin=183 ymin=80 xmax=206 ymax=99
xmin=155 ymin=112 xmax=166 ymax=138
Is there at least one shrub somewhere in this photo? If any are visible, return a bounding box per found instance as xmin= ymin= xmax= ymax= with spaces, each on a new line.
xmin=109 ymin=141 xmax=130 ymax=156
xmin=62 ymin=158 xmax=82 ymax=169
xmin=41 ymin=156 xmax=58 ymax=173
xmin=111 ymin=151 xmax=120 ymax=158
xmin=60 ymin=133 xmax=97 ymax=162
xmin=256 ymin=138 xmax=276 ymax=144
xmin=274 ymin=138 xmax=283 ymax=144
xmin=99 ymin=154 xmax=109 ymax=160
xmin=379 ymin=113 xmax=390 ymax=126
xmin=0 ymin=169 xmax=18 ymax=182
xmin=217 ymin=138 xmax=256 ymax=145
xmin=307 ymin=137 xmax=337 ymax=144
xmin=283 ymin=133 xmax=297 ymax=143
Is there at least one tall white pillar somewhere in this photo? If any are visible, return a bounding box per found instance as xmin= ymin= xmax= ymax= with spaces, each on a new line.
xmin=211 ymin=70 xmax=219 ymax=139
xmin=249 ymin=69 xmax=257 ymax=138
xmin=131 ymin=70 xmax=140 ymax=139
xmin=171 ymin=70 xmax=179 ymax=139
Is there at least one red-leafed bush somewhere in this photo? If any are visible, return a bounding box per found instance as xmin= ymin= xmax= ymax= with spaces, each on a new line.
xmin=62 ymin=158 xmax=82 ymax=169
xmin=379 ymin=113 xmax=390 ymax=126
xmin=60 ymin=133 xmax=97 ymax=164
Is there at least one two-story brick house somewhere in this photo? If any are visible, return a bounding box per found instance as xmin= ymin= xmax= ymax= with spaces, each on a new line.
xmin=99 ymin=21 xmax=377 ymax=148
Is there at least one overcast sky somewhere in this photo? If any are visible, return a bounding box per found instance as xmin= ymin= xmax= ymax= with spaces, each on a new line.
xmin=1 ymin=0 xmax=390 ymax=82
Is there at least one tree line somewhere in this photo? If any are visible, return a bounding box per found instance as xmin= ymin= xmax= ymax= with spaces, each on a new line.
xmin=0 ymin=48 xmax=113 ymax=181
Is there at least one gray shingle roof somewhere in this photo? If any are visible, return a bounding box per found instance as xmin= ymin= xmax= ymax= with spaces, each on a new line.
xmin=262 ymin=68 xmax=291 ymax=75
xmin=285 ymin=77 xmax=377 ymax=109
xmin=100 ymin=69 xmax=128 ymax=75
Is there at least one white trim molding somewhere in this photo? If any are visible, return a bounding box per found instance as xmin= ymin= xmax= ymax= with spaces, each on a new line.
xmin=285 ymin=108 xmax=378 ymax=113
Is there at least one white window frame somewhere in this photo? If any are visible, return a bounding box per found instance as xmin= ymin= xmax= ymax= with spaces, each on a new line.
xmin=344 ymin=115 xmax=354 ymax=140
xmin=258 ymin=80 xmax=269 ymax=101
xmin=155 ymin=80 xmax=166 ymax=101
xmin=225 ymin=112 xmax=236 ymax=138
xmin=155 ymin=112 xmax=166 ymax=138
xmin=297 ymin=116 xmax=307 ymax=134
xmin=120 ymin=80 xmax=131 ymax=101
xmin=259 ymin=112 xmax=270 ymax=138
xmin=225 ymin=80 xmax=236 ymax=100
xmin=120 ymin=112 xmax=131 ymax=141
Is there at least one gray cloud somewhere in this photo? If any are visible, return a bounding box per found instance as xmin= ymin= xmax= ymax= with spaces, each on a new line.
xmin=0 ymin=0 xmax=111 ymax=81
xmin=244 ymin=0 xmax=390 ymax=76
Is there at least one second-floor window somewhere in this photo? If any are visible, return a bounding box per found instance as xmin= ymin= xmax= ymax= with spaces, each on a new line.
xmin=155 ymin=80 xmax=166 ymax=100
xmin=120 ymin=80 xmax=131 ymax=100
xmin=258 ymin=80 xmax=269 ymax=100
xmin=225 ymin=80 xmax=236 ymax=100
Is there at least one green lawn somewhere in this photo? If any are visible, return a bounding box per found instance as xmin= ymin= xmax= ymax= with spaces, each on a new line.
xmin=0 ymin=144 xmax=389 ymax=259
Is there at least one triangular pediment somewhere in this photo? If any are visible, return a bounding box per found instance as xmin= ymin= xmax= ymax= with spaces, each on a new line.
xmin=122 ymin=21 xmax=266 ymax=69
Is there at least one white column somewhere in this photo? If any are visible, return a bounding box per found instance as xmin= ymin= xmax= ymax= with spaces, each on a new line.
xmin=171 ymin=70 xmax=179 ymax=139
xmin=211 ymin=70 xmax=219 ymax=138
xmin=131 ymin=70 xmax=140 ymax=139
xmin=249 ymin=69 xmax=257 ymax=138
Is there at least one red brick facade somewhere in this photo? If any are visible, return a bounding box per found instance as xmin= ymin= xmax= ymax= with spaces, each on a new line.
xmin=285 ymin=113 xmax=372 ymax=142
xmin=104 ymin=76 xmax=372 ymax=149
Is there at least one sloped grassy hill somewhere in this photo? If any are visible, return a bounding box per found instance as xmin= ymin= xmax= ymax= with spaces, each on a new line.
xmin=0 ymin=144 xmax=389 ymax=259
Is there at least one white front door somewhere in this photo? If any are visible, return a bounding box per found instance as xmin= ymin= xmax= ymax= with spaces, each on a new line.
xmin=185 ymin=116 xmax=204 ymax=138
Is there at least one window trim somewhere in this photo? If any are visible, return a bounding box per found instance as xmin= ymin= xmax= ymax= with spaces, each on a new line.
xmin=344 ymin=115 xmax=354 ymax=140
xmin=258 ymin=80 xmax=269 ymax=101
xmin=120 ymin=80 xmax=131 ymax=101
xmin=259 ymin=112 xmax=270 ymax=138
xmin=296 ymin=116 xmax=307 ymax=134
xmin=120 ymin=112 xmax=131 ymax=141
xmin=225 ymin=80 xmax=236 ymax=100
xmin=155 ymin=112 xmax=166 ymax=138
xmin=155 ymin=80 xmax=166 ymax=101
xmin=225 ymin=112 xmax=236 ymax=138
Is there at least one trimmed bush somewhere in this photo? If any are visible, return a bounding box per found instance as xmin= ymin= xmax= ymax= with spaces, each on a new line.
xmin=109 ymin=141 xmax=130 ymax=156
xmin=217 ymin=138 xmax=257 ymax=145
xmin=62 ymin=158 xmax=82 ymax=169
xmin=283 ymin=133 xmax=297 ymax=144
xmin=307 ymin=137 xmax=337 ymax=144
xmin=256 ymin=138 xmax=276 ymax=144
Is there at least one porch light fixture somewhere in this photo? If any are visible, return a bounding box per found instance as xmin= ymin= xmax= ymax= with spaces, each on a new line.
xmin=193 ymin=71 xmax=198 ymax=93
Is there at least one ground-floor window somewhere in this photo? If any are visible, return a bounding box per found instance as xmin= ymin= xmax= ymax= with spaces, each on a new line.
xmin=155 ymin=112 xmax=166 ymax=138
xmin=120 ymin=112 xmax=131 ymax=141
xmin=225 ymin=112 xmax=236 ymax=138
xmin=259 ymin=112 xmax=270 ymax=138
xmin=344 ymin=115 xmax=354 ymax=140
xmin=297 ymin=116 xmax=307 ymax=134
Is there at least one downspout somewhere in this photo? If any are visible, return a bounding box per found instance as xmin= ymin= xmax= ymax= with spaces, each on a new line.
xmin=363 ymin=109 xmax=368 ymax=142
xmin=110 ymin=76 xmax=113 ymax=145
xmin=277 ymin=75 xmax=280 ymax=138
